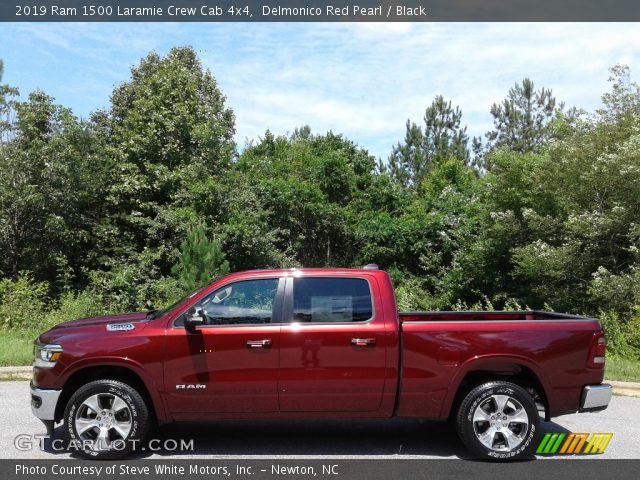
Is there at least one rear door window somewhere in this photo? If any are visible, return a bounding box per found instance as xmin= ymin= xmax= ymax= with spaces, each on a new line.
xmin=292 ymin=277 xmax=373 ymax=323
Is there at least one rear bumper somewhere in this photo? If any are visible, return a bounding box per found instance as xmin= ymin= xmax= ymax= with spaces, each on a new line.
xmin=30 ymin=381 xmax=61 ymax=421
xmin=580 ymin=384 xmax=612 ymax=412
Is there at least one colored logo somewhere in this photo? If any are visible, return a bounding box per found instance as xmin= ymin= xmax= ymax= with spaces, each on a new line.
xmin=537 ymin=432 xmax=613 ymax=455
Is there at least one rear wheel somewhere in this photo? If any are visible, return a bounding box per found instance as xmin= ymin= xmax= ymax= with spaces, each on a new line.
xmin=64 ymin=379 xmax=149 ymax=459
xmin=456 ymin=381 xmax=539 ymax=460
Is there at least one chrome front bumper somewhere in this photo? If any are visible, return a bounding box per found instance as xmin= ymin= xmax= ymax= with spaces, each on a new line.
xmin=580 ymin=384 xmax=612 ymax=411
xmin=30 ymin=382 xmax=61 ymax=421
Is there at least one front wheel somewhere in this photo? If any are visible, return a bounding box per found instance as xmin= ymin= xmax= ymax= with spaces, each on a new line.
xmin=456 ymin=381 xmax=539 ymax=460
xmin=63 ymin=379 xmax=149 ymax=459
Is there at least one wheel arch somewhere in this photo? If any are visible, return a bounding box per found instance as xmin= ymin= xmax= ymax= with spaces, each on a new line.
xmin=55 ymin=362 xmax=167 ymax=424
xmin=443 ymin=355 xmax=551 ymax=421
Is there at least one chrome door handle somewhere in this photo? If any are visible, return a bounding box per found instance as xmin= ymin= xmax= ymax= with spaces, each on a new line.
xmin=246 ymin=339 xmax=272 ymax=348
xmin=351 ymin=338 xmax=376 ymax=347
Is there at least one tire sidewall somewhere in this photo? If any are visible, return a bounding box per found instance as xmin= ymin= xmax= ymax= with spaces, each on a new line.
xmin=459 ymin=383 xmax=539 ymax=460
xmin=64 ymin=380 xmax=145 ymax=459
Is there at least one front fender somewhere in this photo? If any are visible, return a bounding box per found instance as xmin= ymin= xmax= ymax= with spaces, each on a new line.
xmin=55 ymin=356 xmax=169 ymax=423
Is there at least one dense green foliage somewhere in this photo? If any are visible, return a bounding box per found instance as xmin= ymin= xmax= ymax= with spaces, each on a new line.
xmin=486 ymin=78 xmax=559 ymax=154
xmin=171 ymin=222 xmax=230 ymax=292
xmin=385 ymin=95 xmax=470 ymax=187
xmin=0 ymin=49 xmax=639 ymax=360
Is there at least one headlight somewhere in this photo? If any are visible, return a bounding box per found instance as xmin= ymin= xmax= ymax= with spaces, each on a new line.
xmin=33 ymin=343 xmax=63 ymax=368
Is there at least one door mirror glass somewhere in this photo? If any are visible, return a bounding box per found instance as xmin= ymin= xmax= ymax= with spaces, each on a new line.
xmin=184 ymin=306 xmax=205 ymax=330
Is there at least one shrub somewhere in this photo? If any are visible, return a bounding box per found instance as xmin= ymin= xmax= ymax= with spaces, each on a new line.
xmin=588 ymin=267 xmax=640 ymax=314
xmin=42 ymin=290 xmax=106 ymax=330
xmin=0 ymin=272 xmax=48 ymax=330
xmin=625 ymin=308 xmax=640 ymax=355
xmin=394 ymin=281 xmax=436 ymax=311
xmin=87 ymin=245 xmax=186 ymax=313
xmin=598 ymin=309 xmax=640 ymax=359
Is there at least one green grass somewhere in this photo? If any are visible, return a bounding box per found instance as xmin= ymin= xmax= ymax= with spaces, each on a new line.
xmin=605 ymin=356 xmax=640 ymax=383
xmin=0 ymin=330 xmax=37 ymax=367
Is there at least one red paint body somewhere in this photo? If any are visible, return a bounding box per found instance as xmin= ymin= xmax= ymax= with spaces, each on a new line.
xmin=33 ymin=268 xmax=606 ymax=424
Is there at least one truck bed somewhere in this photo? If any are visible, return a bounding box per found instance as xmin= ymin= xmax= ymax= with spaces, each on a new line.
xmin=396 ymin=310 xmax=603 ymax=420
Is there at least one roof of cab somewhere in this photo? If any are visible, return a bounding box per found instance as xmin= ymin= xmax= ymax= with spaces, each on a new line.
xmin=221 ymin=266 xmax=385 ymax=280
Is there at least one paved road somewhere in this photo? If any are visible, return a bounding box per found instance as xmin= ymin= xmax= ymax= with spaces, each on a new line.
xmin=1 ymin=381 xmax=638 ymax=459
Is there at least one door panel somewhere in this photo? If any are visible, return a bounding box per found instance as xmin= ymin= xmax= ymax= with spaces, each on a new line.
xmin=164 ymin=325 xmax=280 ymax=413
xmin=278 ymin=276 xmax=388 ymax=412
xmin=163 ymin=277 xmax=283 ymax=413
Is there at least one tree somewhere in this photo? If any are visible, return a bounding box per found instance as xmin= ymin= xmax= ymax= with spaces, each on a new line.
xmin=109 ymin=47 xmax=235 ymax=172
xmin=386 ymin=120 xmax=425 ymax=188
xmin=0 ymin=60 xmax=19 ymax=144
xmin=0 ymin=90 xmax=105 ymax=285
xmin=387 ymin=95 xmax=469 ymax=188
xmin=228 ymin=130 xmax=377 ymax=269
xmin=96 ymin=47 xmax=236 ymax=277
xmin=453 ymin=68 xmax=640 ymax=313
xmin=171 ymin=222 xmax=230 ymax=292
xmin=486 ymin=78 xmax=559 ymax=155
xmin=601 ymin=65 xmax=640 ymax=120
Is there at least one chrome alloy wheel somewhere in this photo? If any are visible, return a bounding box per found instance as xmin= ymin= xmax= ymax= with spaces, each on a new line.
xmin=74 ymin=393 xmax=132 ymax=451
xmin=472 ymin=394 xmax=530 ymax=451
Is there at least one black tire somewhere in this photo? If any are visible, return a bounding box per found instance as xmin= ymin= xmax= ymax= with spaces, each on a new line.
xmin=456 ymin=381 xmax=539 ymax=461
xmin=63 ymin=379 xmax=149 ymax=459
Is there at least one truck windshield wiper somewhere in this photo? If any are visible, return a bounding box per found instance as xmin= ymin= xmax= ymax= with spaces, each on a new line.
xmin=145 ymin=309 xmax=159 ymax=320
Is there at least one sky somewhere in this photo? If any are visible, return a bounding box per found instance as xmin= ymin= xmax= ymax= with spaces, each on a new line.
xmin=1 ymin=22 xmax=639 ymax=160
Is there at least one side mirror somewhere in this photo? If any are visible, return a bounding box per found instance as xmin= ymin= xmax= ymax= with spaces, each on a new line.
xmin=184 ymin=307 xmax=205 ymax=331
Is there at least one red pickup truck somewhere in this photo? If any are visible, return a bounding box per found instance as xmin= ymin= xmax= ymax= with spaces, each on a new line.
xmin=31 ymin=266 xmax=611 ymax=460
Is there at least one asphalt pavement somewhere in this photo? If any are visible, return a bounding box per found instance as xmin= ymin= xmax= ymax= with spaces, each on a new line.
xmin=1 ymin=381 xmax=638 ymax=459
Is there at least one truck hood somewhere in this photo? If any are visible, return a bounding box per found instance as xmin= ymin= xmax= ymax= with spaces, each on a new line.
xmin=38 ymin=312 xmax=149 ymax=343
xmin=52 ymin=312 xmax=148 ymax=329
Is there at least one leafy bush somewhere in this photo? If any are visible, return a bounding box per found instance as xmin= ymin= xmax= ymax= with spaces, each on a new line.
xmin=86 ymin=246 xmax=186 ymax=314
xmin=42 ymin=290 xmax=106 ymax=330
xmin=394 ymin=280 xmax=437 ymax=311
xmin=0 ymin=272 xmax=48 ymax=330
xmin=625 ymin=309 xmax=640 ymax=356
xmin=598 ymin=310 xmax=640 ymax=359
xmin=588 ymin=267 xmax=640 ymax=314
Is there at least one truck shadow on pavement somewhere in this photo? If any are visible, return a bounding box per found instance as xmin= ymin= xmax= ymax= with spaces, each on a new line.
xmin=47 ymin=418 xmax=571 ymax=459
